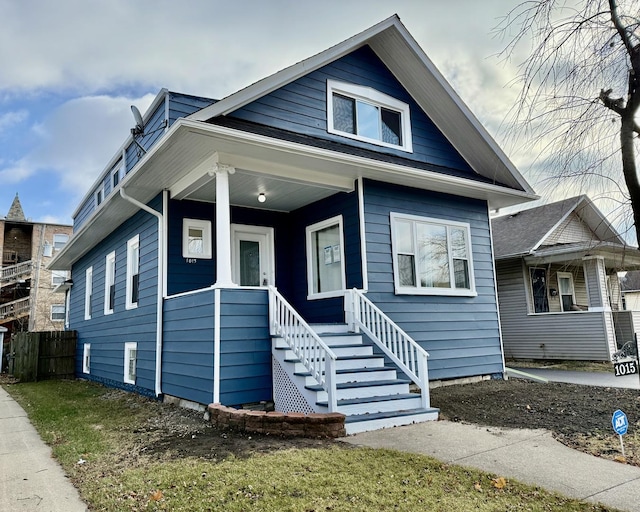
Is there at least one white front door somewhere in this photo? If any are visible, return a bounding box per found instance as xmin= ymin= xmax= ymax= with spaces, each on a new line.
xmin=231 ymin=225 xmax=275 ymax=287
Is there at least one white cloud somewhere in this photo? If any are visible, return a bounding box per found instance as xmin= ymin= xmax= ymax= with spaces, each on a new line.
xmin=0 ymin=110 xmax=28 ymax=134
xmin=0 ymin=93 xmax=155 ymax=205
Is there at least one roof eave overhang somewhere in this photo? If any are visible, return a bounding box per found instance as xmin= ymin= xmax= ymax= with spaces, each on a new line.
xmin=520 ymin=243 xmax=640 ymax=269
xmin=187 ymin=16 xmax=535 ymax=197
xmin=50 ymin=119 xmax=536 ymax=270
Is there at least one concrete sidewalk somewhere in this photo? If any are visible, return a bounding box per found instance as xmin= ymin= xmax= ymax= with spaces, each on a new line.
xmin=0 ymin=385 xmax=87 ymax=511
xmin=342 ymin=420 xmax=640 ymax=512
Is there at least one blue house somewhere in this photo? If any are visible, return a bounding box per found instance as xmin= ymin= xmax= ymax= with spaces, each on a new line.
xmin=50 ymin=16 xmax=536 ymax=433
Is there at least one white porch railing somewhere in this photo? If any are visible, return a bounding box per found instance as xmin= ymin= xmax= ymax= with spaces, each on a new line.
xmin=0 ymin=296 xmax=30 ymax=321
xmin=0 ymin=260 xmax=32 ymax=285
xmin=268 ymin=286 xmax=338 ymax=412
xmin=345 ymin=288 xmax=430 ymax=409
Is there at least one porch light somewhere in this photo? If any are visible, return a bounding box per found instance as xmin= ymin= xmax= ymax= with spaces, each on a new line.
xmin=258 ymin=193 xmax=266 ymax=203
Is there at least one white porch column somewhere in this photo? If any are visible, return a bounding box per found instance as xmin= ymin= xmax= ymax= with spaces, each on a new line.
xmin=214 ymin=164 xmax=236 ymax=287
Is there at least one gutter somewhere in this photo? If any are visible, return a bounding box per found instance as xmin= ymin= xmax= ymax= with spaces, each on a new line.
xmin=119 ymin=187 xmax=165 ymax=397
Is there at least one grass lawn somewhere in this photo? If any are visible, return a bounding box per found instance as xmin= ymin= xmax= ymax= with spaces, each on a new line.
xmin=3 ymin=380 xmax=616 ymax=511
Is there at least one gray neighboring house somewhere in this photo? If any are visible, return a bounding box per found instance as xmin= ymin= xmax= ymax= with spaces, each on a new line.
xmin=620 ymin=271 xmax=640 ymax=311
xmin=491 ymin=195 xmax=640 ymax=361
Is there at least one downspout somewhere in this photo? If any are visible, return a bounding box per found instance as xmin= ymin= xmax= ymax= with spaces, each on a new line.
xmin=119 ymin=187 xmax=165 ymax=397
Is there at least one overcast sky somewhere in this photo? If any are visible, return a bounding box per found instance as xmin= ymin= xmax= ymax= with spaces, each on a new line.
xmin=0 ymin=0 xmax=540 ymax=225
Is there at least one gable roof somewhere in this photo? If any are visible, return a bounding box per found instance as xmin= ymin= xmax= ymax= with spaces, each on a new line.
xmin=189 ymin=15 xmax=535 ymax=197
xmin=491 ymin=195 xmax=628 ymax=259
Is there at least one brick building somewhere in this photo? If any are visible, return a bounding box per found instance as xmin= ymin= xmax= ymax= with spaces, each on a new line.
xmin=0 ymin=194 xmax=72 ymax=335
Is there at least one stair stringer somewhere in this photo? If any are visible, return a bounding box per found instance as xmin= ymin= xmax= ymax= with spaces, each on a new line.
xmin=272 ymin=345 xmax=322 ymax=414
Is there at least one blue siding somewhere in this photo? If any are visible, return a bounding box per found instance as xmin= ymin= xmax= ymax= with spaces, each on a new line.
xmin=69 ymin=195 xmax=161 ymax=394
xmin=162 ymin=288 xmax=271 ymax=407
xmin=288 ymin=189 xmax=362 ymax=322
xmin=166 ymin=199 xmax=293 ymax=297
xmin=362 ymin=179 xmax=503 ymax=381
xmin=74 ymin=92 xmax=215 ymax=232
xmin=168 ymin=92 xmax=216 ymax=125
xmin=229 ymin=45 xmax=474 ymax=176
xmin=219 ymin=289 xmax=272 ymax=406
xmin=167 ymin=199 xmax=216 ymax=296
xmin=163 ymin=289 xmax=215 ymax=405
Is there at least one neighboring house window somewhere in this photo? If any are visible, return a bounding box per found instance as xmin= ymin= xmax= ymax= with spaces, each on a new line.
xmin=104 ymin=251 xmax=116 ymax=315
xmin=306 ymin=215 xmax=346 ymax=299
xmin=53 ymin=234 xmax=69 ymax=251
xmin=83 ymin=343 xmax=90 ymax=374
xmin=95 ymin=188 xmax=104 ymax=207
xmin=182 ymin=219 xmax=212 ymax=259
xmin=390 ymin=213 xmax=475 ymax=296
xmin=124 ymin=342 xmax=137 ymax=384
xmin=530 ymin=268 xmax=549 ymax=313
xmin=557 ymin=272 xmax=576 ymax=312
xmin=51 ymin=270 xmax=69 ymax=286
xmin=51 ymin=304 xmax=65 ymax=322
xmin=126 ymin=235 xmax=140 ymax=309
xmin=326 ymin=79 xmax=412 ymax=152
xmin=85 ymin=266 xmax=93 ymax=320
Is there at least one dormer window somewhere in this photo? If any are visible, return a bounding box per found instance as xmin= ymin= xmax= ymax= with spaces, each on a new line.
xmin=327 ymin=80 xmax=412 ymax=152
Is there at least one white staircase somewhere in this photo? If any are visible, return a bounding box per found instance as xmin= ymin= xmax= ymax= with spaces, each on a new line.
xmin=272 ymin=323 xmax=439 ymax=434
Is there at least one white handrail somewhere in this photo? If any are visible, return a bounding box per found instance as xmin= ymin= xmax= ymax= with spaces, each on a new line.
xmin=268 ymin=286 xmax=338 ymax=412
xmin=0 ymin=260 xmax=32 ymax=283
xmin=346 ymin=288 xmax=430 ymax=409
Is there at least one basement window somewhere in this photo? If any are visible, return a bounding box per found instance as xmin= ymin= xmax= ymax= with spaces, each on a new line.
xmin=83 ymin=343 xmax=90 ymax=374
xmin=124 ymin=342 xmax=137 ymax=385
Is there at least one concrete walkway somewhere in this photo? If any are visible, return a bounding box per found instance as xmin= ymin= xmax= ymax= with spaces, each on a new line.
xmin=0 ymin=386 xmax=87 ymax=511
xmin=343 ymin=420 xmax=640 ymax=511
xmin=510 ymin=367 xmax=640 ymax=389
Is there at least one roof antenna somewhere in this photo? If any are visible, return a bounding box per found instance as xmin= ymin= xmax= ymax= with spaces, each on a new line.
xmin=130 ymin=105 xmax=147 ymax=155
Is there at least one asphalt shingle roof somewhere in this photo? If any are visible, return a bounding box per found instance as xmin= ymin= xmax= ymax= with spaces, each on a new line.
xmin=491 ymin=197 xmax=583 ymax=258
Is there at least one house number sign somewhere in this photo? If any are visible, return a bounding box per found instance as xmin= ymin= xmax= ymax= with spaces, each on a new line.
xmin=614 ymin=360 xmax=639 ymax=377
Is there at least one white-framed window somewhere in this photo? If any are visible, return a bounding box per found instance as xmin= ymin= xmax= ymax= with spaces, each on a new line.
xmin=51 ymin=304 xmax=65 ymax=322
xmin=51 ymin=270 xmax=69 ymax=286
xmin=111 ymin=161 xmax=123 ymax=189
xmin=306 ymin=215 xmax=346 ymax=299
xmin=182 ymin=219 xmax=212 ymax=259
xmin=85 ymin=266 xmax=93 ymax=320
xmin=104 ymin=251 xmax=116 ymax=315
xmin=124 ymin=342 xmax=137 ymax=385
xmin=326 ymin=79 xmax=412 ymax=152
xmin=126 ymin=235 xmax=140 ymax=310
xmin=95 ymin=188 xmax=104 ymax=207
xmin=53 ymin=234 xmax=69 ymax=251
xmin=83 ymin=343 xmax=90 ymax=374
xmin=390 ymin=213 xmax=476 ymax=296
xmin=558 ymin=272 xmax=576 ymax=312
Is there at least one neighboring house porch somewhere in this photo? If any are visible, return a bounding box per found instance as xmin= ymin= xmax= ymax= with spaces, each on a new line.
xmin=492 ymin=196 xmax=640 ymax=361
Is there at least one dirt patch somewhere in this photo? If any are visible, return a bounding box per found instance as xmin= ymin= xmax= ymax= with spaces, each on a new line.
xmin=99 ymin=390 xmax=338 ymax=465
xmin=431 ymin=379 xmax=640 ymax=466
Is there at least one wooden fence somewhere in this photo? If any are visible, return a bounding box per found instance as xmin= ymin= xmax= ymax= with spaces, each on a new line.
xmin=9 ymin=331 xmax=77 ymax=382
